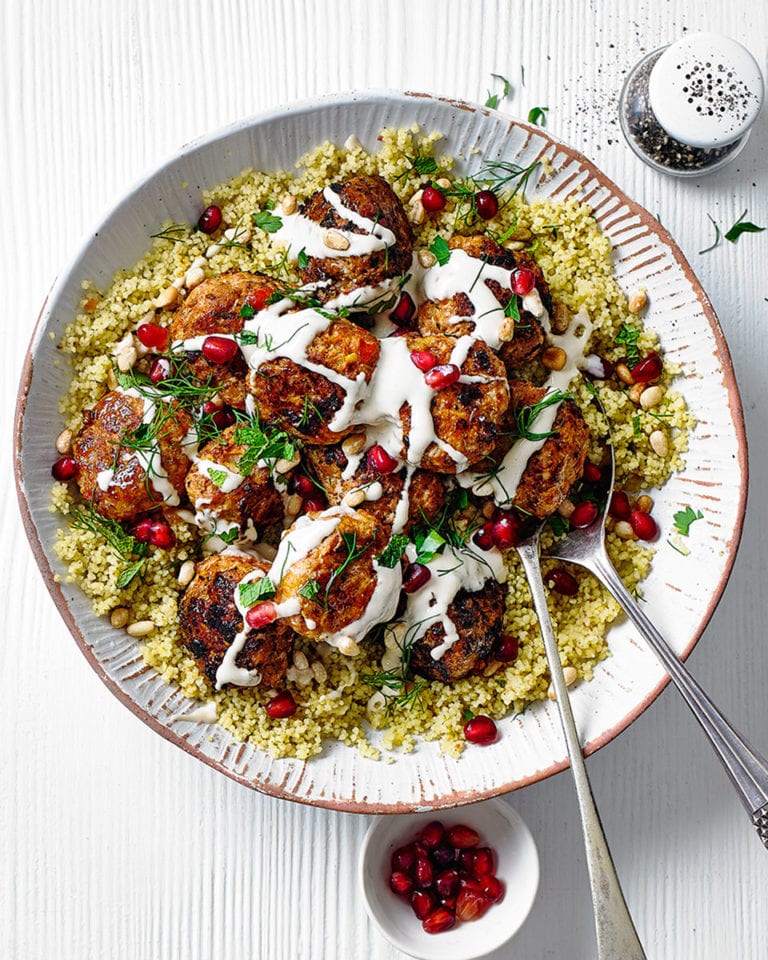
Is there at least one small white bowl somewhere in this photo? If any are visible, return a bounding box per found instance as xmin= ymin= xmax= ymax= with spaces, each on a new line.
xmin=359 ymin=798 xmax=539 ymax=960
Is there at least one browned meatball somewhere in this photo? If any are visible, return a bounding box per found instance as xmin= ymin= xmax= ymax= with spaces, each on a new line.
xmin=170 ymin=272 xmax=282 ymax=409
xmin=179 ymin=554 xmax=294 ymax=689
xmin=274 ymin=508 xmax=396 ymax=644
xmin=184 ymin=424 xmax=284 ymax=538
xmin=402 ymin=334 xmax=510 ymax=473
xmin=72 ymin=389 xmax=191 ymax=522
xmin=303 ymin=442 xmax=446 ymax=535
xmin=297 ymin=175 xmax=414 ymax=302
xmin=409 ymin=577 xmax=506 ymax=683
xmin=416 ymin=235 xmax=547 ymax=373
xmin=247 ymin=318 xmax=380 ymax=444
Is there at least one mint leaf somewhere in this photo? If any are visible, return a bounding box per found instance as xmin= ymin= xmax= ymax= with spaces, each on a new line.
xmin=297 ymin=248 xmax=309 ymax=270
xmin=429 ymin=235 xmax=451 ymax=266
xmin=207 ymin=467 xmax=228 ymax=489
xmin=528 ymin=106 xmax=549 ymax=127
xmin=298 ymin=579 xmax=322 ymax=602
xmin=116 ymin=559 xmax=146 ymax=589
xmin=725 ymin=210 xmax=765 ymax=243
xmin=377 ymin=534 xmax=410 ymax=569
xmin=239 ymin=577 xmax=275 ymax=607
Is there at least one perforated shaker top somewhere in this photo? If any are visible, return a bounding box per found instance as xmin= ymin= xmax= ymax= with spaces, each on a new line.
xmin=648 ymin=33 xmax=764 ymax=148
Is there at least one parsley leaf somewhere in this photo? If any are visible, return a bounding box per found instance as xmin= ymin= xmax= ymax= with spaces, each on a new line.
xmin=725 ymin=210 xmax=765 ymax=243
xmin=239 ymin=577 xmax=275 ymax=607
xmin=673 ymin=505 xmax=704 ymax=537
xmin=377 ymin=534 xmax=410 ymax=569
xmin=253 ymin=210 xmax=283 ymax=233
xmin=429 ymin=235 xmax=451 ymax=266
xmin=528 ymin=106 xmax=549 ymax=126
xmin=615 ymin=323 xmax=641 ymax=365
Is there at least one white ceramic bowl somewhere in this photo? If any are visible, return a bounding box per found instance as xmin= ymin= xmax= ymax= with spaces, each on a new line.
xmin=15 ymin=91 xmax=747 ymax=811
xmin=359 ymin=799 xmax=539 ymax=960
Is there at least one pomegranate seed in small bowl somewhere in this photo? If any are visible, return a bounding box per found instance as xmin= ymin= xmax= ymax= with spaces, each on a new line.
xmin=359 ymin=799 xmax=539 ymax=958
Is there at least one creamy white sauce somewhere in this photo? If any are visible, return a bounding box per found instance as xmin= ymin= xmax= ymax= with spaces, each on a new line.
xmin=195 ymin=459 xmax=245 ymax=494
xmin=96 ymin=468 xmax=115 ymax=491
xmin=114 ymin=387 xmax=180 ymax=505
xmin=174 ymin=700 xmax=218 ymax=723
xmin=215 ymin=566 xmax=270 ymax=689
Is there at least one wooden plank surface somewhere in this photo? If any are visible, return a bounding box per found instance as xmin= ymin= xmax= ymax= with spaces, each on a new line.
xmin=2 ymin=1 xmax=767 ymax=957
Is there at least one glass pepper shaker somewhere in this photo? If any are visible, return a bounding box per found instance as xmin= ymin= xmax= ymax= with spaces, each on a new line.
xmin=619 ymin=32 xmax=764 ymax=176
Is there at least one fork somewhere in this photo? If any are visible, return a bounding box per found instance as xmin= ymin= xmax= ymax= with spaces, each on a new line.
xmin=546 ymin=412 xmax=768 ymax=849
xmin=516 ymin=527 xmax=648 ymax=960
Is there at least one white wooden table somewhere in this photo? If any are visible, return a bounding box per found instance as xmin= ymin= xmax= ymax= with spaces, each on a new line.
xmin=3 ymin=2 xmax=767 ymax=957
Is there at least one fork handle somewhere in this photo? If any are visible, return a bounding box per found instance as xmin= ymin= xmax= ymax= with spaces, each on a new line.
xmin=588 ymin=545 xmax=768 ymax=846
xmin=518 ymin=542 xmax=647 ymax=960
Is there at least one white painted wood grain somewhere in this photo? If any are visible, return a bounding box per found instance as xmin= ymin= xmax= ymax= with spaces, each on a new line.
xmin=2 ymin=1 xmax=767 ymax=958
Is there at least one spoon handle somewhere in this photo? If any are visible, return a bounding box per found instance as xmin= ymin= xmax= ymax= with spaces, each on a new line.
xmin=517 ymin=541 xmax=647 ymax=960
xmin=587 ymin=545 xmax=768 ymax=847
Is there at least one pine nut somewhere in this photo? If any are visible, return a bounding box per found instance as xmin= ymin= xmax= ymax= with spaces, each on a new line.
xmin=564 ymin=666 xmax=578 ymax=686
xmin=323 ymin=229 xmax=351 ymax=251
xmin=639 ymin=385 xmax=664 ymax=409
xmin=551 ymin=301 xmax=572 ymax=334
xmin=56 ymin=428 xmax=73 ymax=455
xmin=614 ymin=520 xmax=637 ymax=540
xmin=615 ymin=362 xmax=634 ymax=385
xmin=184 ymin=265 xmax=205 ymax=290
xmin=285 ymin=494 xmax=302 ymax=517
xmin=418 ymin=248 xmax=437 ymax=268
xmin=367 ymin=691 xmax=386 ymax=714
xmin=274 ymin=455 xmax=301 ymax=475
xmin=542 ymin=346 xmax=567 ymax=371
xmin=126 ymin=620 xmax=156 ymax=638
xmin=629 ymin=382 xmax=645 ymax=404
xmin=335 ymin=636 xmax=360 ymax=657
xmin=116 ymin=346 xmax=138 ymax=373
xmin=628 ymin=287 xmax=648 ymax=314
xmin=172 ymin=276 xmax=186 ymax=291
xmin=650 ymin=430 xmax=669 ymax=458
xmin=155 ymin=286 xmax=180 ymax=309
xmin=498 ymin=317 xmax=516 ymax=342
xmin=177 ymin=560 xmax=196 ymax=587
xmin=342 ymin=488 xmax=366 ymax=508
xmin=281 ymin=193 xmax=298 ymax=215
xmin=311 ymin=661 xmax=328 ymax=683
xmin=635 ymin=494 xmax=654 ymax=514
xmin=106 ymin=368 xmax=118 ymax=390
xmin=481 ymin=500 xmax=496 ymax=519
xmin=435 ymin=177 xmax=451 ymax=189
xmin=408 ymin=191 xmax=425 ymax=225
xmin=344 ymin=134 xmax=363 ymax=151
xmin=558 ymin=498 xmax=575 ymax=519
xmin=205 ymin=243 xmax=222 ymax=258
xmin=295 ymin=668 xmax=313 ymax=687
xmin=503 ymin=240 xmax=526 ymax=251
xmin=511 ymin=226 xmax=533 ymax=242
xmin=110 ymin=607 xmax=130 ymax=629
xmin=341 ymin=432 xmax=366 ymax=457
xmin=293 ymin=651 xmax=309 ymax=671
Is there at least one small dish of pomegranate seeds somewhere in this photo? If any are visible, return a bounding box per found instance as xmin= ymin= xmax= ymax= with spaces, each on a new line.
xmin=359 ymin=799 xmax=538 ymax=959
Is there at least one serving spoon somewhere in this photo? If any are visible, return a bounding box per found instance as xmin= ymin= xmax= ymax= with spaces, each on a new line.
xmin=547 ymin=411 xmax=768 ymax=849
xmin=516 ymin=526 xmax=647 ymax=960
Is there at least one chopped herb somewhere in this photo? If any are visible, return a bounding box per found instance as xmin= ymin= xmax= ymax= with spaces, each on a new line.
xmin=407 ymin=155 xmax=439 ymax=177
xmin=414 ymin=528 xmax=446 ymax=564
xmin=207 ymin=467 xmax=229 ymax=489
xmin=240 ymin=303 xmax=256 ymax=319
xmin=520 ymin=64 xmax=526 ymax=86
xmin=673 ymin=505 xmax=704 ymax=537
xmin=503 ymin=294 xmax=520 ymax=322
xmin=667 ymin=538 xmax=690 ymax=556
xmin=492 ymin=73 xmax=512 ymax=98
xmin=235 ymin=419 xmax=296 ymax=474
xmin=297 ymin=248 xmax=309 ymax=270
xmin=298 ymin=579 xmax=322 ymax=602
xmin=513 ymin=389 xmax=568 ymax=442
xmin=485 ymin=92 xmax=500 ymax=109
xmin=324 ymin=532 xmax=369 ymax=603
xmin=150 ymin=222 xmax=191 ymax=244
xmin=485 ymin=72 xmax=512 ymax=108
xmin=528 ymin=106 xmax=549 ymax=126
xmin=236 ymin=329 xmax=260 ymax=346
xmin=218 ymin=528 xmax=239 ymax=545
xmin=463 ymin=707 xmax=475 ymax=722
xmin=429 ymin=235 xmax=451 ymax=266
xmin=239 ymin=577 xmax=275 ymax=606
xmin=253 ymin=210 xmax=283 ymax=233
xmin=725 ymin=209 xmax=765 ymax=243
xmin=548 ymin=513 xmax=570 ymax=537
xmin=377 ymin=534 xmax=410 ymax=569
xmin=699 ymin=214 xmax=722 ymax=255
xmin=70 ymin=507 xmax=148 ymax=588
xmin=116 ymin=559 xmax=147 ymax=589
xmin=615 ymin=323 xmax=641 ymax=365
xmin=632 ymin=414 xmax=642 ymax=437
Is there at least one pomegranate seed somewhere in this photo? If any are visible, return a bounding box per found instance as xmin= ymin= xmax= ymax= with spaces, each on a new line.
xmin=473 ymin=521 xmax=495 ymax=551
xmin=630 ymin=351 xmax=662 ymax=383
xmin=291 ymin=473 xmax=316 ymax=499
xmin=422 ymin=906 xmax=456 ymax=935
xmin=413 ymin=856 xmax=434 ymax=889
xmin=447 ymin=824 xmax=480 ymax=849
xmin=136 ymin=322 xmax=169 ymax=351
xmin=367 ymin=444 xmax=398 ymax=475
xmin=424 ymin=363 xmax=460 ymax=390
xmin=403 ymin=563 xmax=431 ymax=594
xmin=609 ymin=490 xmax=632 ymax=521
xmin=421 ymin=186 xmax=447 ymax=213
xmin=201 ymin=335 xmax=239 ymax=365
xmin=211 ymin=407 xmax=236 ymax=431
xmin=570 ymin=501 xmax=599 ymax=528
xmin=391 ymin=291 xmax=416 ymax=327
xmin=197 ymin=204 xmax=222 ymax=234
xmin=51 ymin=456 xmax=78 ymax=482
xmin=432 ymin=843 xmax=456 ymax=867
xmin=491 ymin=513 xmax=522 ymax=549
xmin=511 ymin=267 xmax=536 ymax=296
xmin=583 ymin=462 xmax=603 ymax=484
xmin=463 ymin=715 xmax=498 ymax=746
xmin=494 ymin=633 xmax=519 ymax=662
xmin=583 ymin=355 xmax=615 ymax=380
xmin=149 ymin=357 xmax=172 ymax=383
xmin=357 ymin=337 xmax=379 ymax=365
xmin=132 ymin=518 xmax=153 ymax=543
xmin=482 ymin=876 xmax=505 ymax=903
xmin=389 ymin=871 xmax=414 ymax=897
xmin=265 ymin=690 xmax=296 ymax=719
xmin=470 ymin=847 xmax=495 ymax=878
xmin=474 ymin=189 xmax=499 ymax=220
xmin=410 ymin=349 xmax=437 ymax=372
xmin=549 ymin=569 xmax=579 ymax=596
xmin=148 ymin=520 xmax=175 ymax=549
xmin=391 ymin=845 xmax=417 ymax=873
xmin=419 ymin=821 xmax=446 ymax=849
xmin=202 ymin=400 xmax=221 ymax=415
xmin=302 ymin=497 xmax=326 ymax=513
xmin=245 ymin=601 xmax=278 ymax=630
xmin=244 ymin=288 xmax=272 ymax=312
xmin=411 ymin=890 xmax=436 ymax=921
xmin=630 ymin=509 xmax=658 ymax=541
xmin=456 ymin=887 xmax=491 ymax=922
xmin=434 ymin=869 xmax=460 ymax=898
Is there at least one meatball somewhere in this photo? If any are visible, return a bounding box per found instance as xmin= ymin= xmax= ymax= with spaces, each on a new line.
xmin=179 ymin=553 xmax=294 ymax=689
xmin=297 ymin=175 xmax=414 ymax=304
xmin=303 ymin=442 xmax=446 ymax=534
xmin=409 ymin=577 xmax=506 ymax=683
xmin=72 ymin=389 xmax=191 ymax=522
xmin=416 ymin=235 xmax=548 ymax=373
xmin=184 ymin=424 xmax=284 ymax=539
xmin=171 ymin=272 xmax=281 ymax=409
xmin=273 ymin=508 xmax=399 ymax=647
xmin=401 ymin=334 xmax=510 ymax=473
xmin=247 ymin=317 xmax=380 ymax=444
